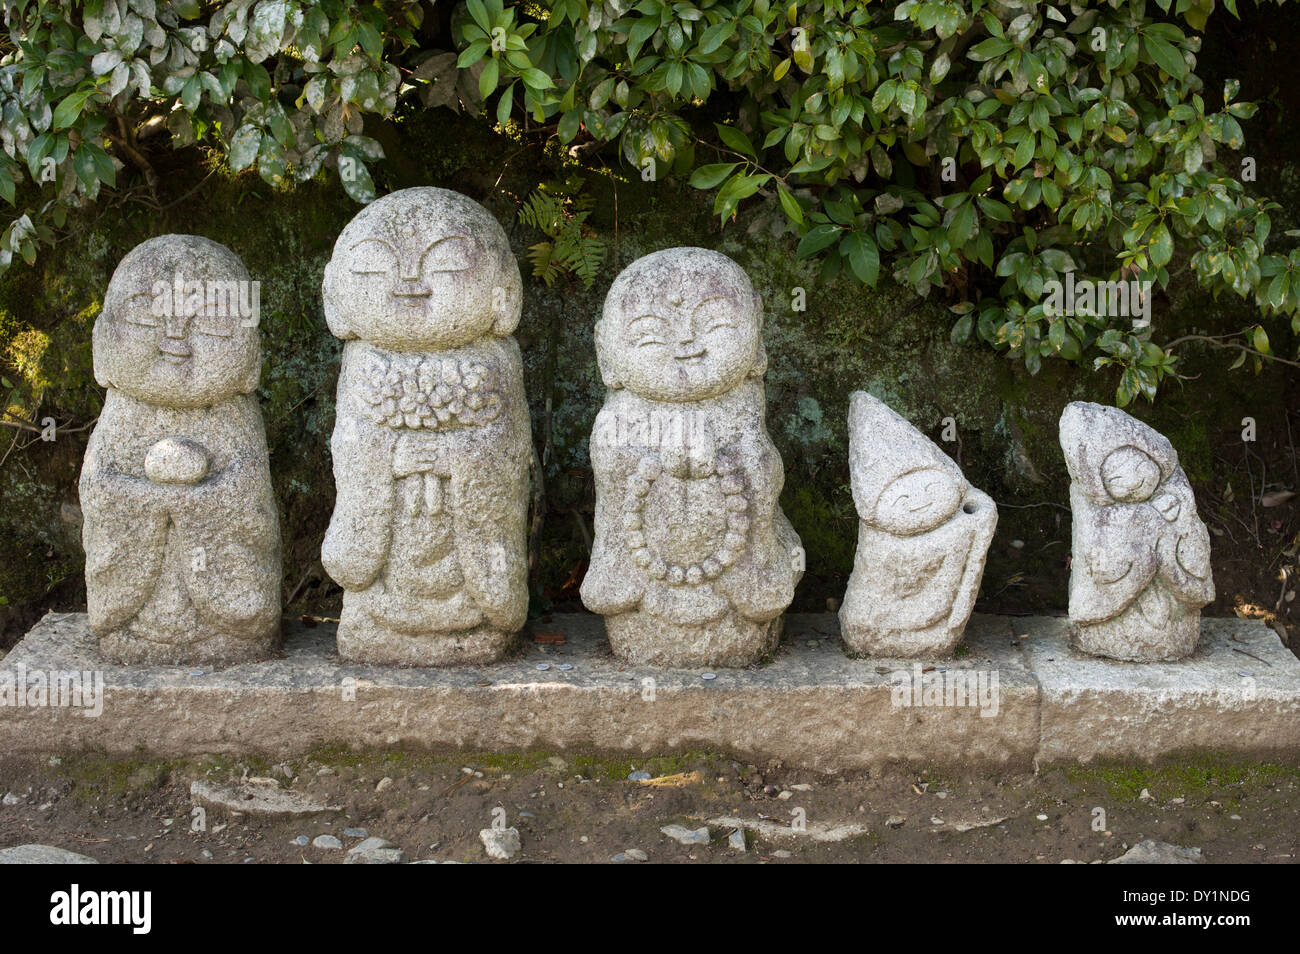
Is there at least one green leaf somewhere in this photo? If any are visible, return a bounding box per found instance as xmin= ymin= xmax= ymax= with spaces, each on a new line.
xmin=228 ymin=125 xmax=262 ymax=172
xmin=496 ymin=82 xmax=516 ymax=125
xmin=776 ymin=181 xmax=803 ymax=225
xmin=689 ymin=162 xmax=741 ymax=189
xmin=1149 ymin=222 xmax=1173 ymax=267
xmin=339 ymin=155 xmax=376 ymax=203
xmin=843 ymin=231 xmax=880 ymax=285
xmin=949 ymin=201 xmax=976 ymax=246
xmin=1145 ymin=35 xmax=1187 ymax=80
xmin=479 ymin=57 xmax=499 ymax=100
xmin=466 ymin=0 xmax=493 ymax=34
xmin=698 ymin=20 xmax=736 ymax=55
xmin=519 ymin=68 xmax=553 ymax=90
xmin=796 ymin=223 xmax=843 ymax=258
xmin=557 ymin=108 xmax=582 ymax=143
xmin=51 ymin=91 xmax=91 ymax=130
xmin=968 ymin=37 xmax=1011 ymax=62
xmin=1253 ymin=325 xmax=1270 ymax=354
xmin=715 ymin=123 xmax=757 ymax=158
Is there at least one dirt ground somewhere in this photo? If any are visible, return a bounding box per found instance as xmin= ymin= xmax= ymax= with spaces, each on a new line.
xmin=0 ymin=750 xmax=1295 ymax=864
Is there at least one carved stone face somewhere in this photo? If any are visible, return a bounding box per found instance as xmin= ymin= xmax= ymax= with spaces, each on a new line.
xmin=1100 ymin=445 xmax=1162 ymax=503
xmin=598 ymin=248 xmax=762 ymax=402
xmin=323 ymin=187 xmax=522 ymax=351
xmin=873 ymin=467 xmax=962 ymax=535
xmin=93 ymin=235 xmax=260 ymax=408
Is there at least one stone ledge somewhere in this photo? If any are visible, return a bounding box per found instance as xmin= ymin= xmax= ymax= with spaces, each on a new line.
xmin=0 ymin=611 xmax=1295 ymax=771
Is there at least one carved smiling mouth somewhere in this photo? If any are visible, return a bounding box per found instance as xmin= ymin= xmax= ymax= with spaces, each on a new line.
xmin=674 ymin=348 xmax=707 ymax=364
xmin=392 ymin=290 xmax=431 ymax=308
xmin=158 ymin=339 xmax=192 ymax=365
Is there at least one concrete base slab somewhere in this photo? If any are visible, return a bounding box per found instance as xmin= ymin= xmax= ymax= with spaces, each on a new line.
xmin=1022 ymin=616 xmax=1300 ymax=764
xmin=0 ymin=611 xmax=1296 ymax=771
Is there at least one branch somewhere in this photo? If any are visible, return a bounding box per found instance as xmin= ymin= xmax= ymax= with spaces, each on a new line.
xmin=1164 ymin=332 xmax=1300 ymax=370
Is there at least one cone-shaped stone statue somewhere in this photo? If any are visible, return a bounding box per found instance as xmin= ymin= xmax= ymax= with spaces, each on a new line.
xmin=839 ymin=392 xmax=997 ymax=656
xmin=1060 ymin=401 xmax=1214 ymax=661
xmin=581 ymin=247 xmax=803 ymax=667
xmin=80 ymin=234 xmax=281 ymax=665
xmin=321 ymin=187 xmax=529 ymax=665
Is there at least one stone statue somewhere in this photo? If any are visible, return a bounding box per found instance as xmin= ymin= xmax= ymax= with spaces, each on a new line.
xmin=839 ymin=392 xmax=997 ymax=656
xmin=80 ymin=234 xmax=281 ymax=666
xmin=581 ymin=247 xmax=803 ymax=667
xmin=1060 ymin=401 xmax=1215 ymax=661
xmin=321 ymin=187 xmax=530 ymax=665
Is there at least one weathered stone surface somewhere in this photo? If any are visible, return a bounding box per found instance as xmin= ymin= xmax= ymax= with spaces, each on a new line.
xmin=1108 ymin=840 xmax=1203 ymax=864
xmin=1025 ymin=615 xmax=1300 ymax=763
xmin=661 ymin=823 xmax=710 ymax=845
xmin=345 ymin=837 xmax=407 ymax=864
xmin=840 ymin=391 xmax=997 ymax=657
xmin=321 ymin=188 xmax=529 ymax=666
xmin=479 ymin=826 xmax=520 ymax=860
xmin=0 ymin=611 xmax=1038 ymax=770
xmin=190 ymin=779 xmax=339 ymax=819
xmin=80 ymin=234 xmax=281 ymax=667
xmin=704 ymin=815 xmax=869 ymax=843
xmin=1059 ymin=402 xmax=1214 ymax=661
xmin=581 ymin=248 xmax=804 ymax=667
xmin=0 ymin=844 xmax=100 ymax=864
xmin=5 ymin=610 xmax=1298 ymax=769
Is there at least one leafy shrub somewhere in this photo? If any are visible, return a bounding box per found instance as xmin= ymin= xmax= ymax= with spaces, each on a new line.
xmin=1 ymin=0 xmax=1296 ymax=402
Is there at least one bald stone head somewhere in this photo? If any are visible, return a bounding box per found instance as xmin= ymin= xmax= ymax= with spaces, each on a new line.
xmin=596 ymin=247 xmax=766 ymax=402
xmin=322 ymin=187 xmax=522 ymax=352
xmin=93 ymin=234 xmax=261 ymax=408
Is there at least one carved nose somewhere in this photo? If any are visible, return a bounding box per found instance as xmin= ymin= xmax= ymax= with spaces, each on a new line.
xmin=162 ymin=316 xmax=190 ymax=339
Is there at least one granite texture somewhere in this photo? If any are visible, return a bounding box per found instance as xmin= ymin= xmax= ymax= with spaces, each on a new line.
xmin=840 ymin=391 xmax=997 ymax=656
xmin=5 ymin=610 xmax=1296 ymax=770
xmin=320 ymin=187 xmax=530 ymax=665
xmin=1060 ymin=402 xmax=1215 ymax=661
xmin=581 ymin=248 xmax=804 ymax=667
xmin=79 ymin=234 xmax=281 ymax=666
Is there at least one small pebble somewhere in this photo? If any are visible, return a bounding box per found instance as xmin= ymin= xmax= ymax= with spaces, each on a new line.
xmin=291 ymin=835 xmax=310 ymax=847
xmin=536 ymin=663 xmax=551 ymax=671
xmin=312 ymin=835 xmax=343 ymax=850
xmin=701 ymin=672 xmax=717 ymax=681
xmin=627 ymin=770 xmax=651 ymax=781
xmin=344 ymin=828 xmax=368 ymax=839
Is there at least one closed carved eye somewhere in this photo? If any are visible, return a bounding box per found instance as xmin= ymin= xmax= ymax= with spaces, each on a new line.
xmin=349 ymin=237 xmax=398 ymax=275
xmin=122 ymin=291 xmax=159 ymax=327
xmin=420 ymin=235 xmax=477 ymax=273
xmin=696 ymin=296 xmax=739 ymax=332
xmin=627 ymin=313 xmax=669 ymax=347
xmin=195 ymin=317 xmax=235 ymax=338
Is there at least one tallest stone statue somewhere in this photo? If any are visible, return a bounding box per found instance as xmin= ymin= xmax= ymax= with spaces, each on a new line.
xmin=321 ymin=187 xmax=531 ymax=666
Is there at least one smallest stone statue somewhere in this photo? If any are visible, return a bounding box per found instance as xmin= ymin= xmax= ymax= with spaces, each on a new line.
xmin=1060 ymin=401 xmax=1214 ymax=661
xmin=839 ymin=392 xmax=997 ymax=656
